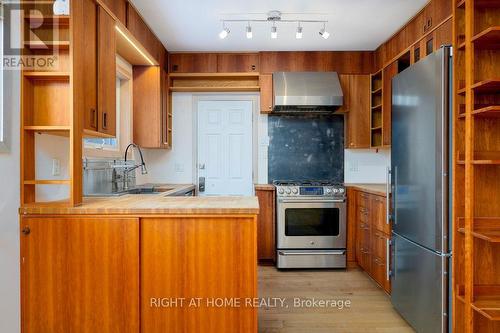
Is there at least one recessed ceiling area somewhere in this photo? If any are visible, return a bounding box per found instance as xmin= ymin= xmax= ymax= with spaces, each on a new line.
xmin=130 ymin=0 xmax=428 ymax=52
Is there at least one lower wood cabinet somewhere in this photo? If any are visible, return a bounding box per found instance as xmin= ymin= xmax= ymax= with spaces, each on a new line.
xmin=141 ymin=217 xmax=257 ymax=332
xmin=349 ymin=189 xmax=391 ymax=293
xmin=255 ymin=185 xmax=276 ymax=262
xmin=20 ymin=217 xmax=139 ymax=332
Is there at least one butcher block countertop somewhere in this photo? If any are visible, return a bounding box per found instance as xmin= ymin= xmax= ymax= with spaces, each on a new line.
xmin=346 ymin=183 xmax=388 ymax=197
xmin=19 ymin=195 xmax=260 ymax=215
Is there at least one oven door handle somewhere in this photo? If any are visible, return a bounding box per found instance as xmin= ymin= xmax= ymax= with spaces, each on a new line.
xmin=278 ymin=199 xmax=345 ymax=204
xmin=278 ymin=250 xmax=346 ymax=256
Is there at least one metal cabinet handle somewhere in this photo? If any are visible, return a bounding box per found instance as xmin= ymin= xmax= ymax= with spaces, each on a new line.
xmin=102 ymin=112 xmax=107 ymax=130
xmin=386 ymin=238 xmax=391 ymax=281
xmin=386 ymin=167 xmax=391 ymax=225
xmin=22 ymin=226 xmax=30 ymax=235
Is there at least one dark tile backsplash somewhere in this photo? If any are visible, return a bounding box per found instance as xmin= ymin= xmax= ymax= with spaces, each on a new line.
xmin=268 ymin=115 xmax=344 ymax=183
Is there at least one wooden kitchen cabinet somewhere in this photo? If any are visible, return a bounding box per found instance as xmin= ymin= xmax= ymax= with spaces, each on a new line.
xmin=345 ymin=75 xmax=371 ymax=149
xmin=133 ymin=66 xmax=171 ymax=148
xmin=20 ymin=217 xmax=139 ymax=332
xmin=126 ymin=3 xmax=162 ymax=63
xmin=381 ymin=62 xmax=398 ymax=147
xmin=98 ymin=6 xmax=117 ymax=136
xmin=100 ymin=0 xmax=127 ymax=25
xmin=169 ymin=53 xmax=218 ymax=73
xmin=255 ymin=186 xmax=276 ymax=262
xmin=141 ymin=217 xmax=257 ymax=332
xmin=217 ymin=53 xmax=259 ymax=72
xmin=81 ymin=3 xmax=116 ymax=137
xmin=259 ymin=74 xmax=273 ymax=113
xmin=350 ymin=188 xmax=391 ymax=293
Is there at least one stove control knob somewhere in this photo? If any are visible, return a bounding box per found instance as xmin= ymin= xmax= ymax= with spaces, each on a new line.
xmin=333 ymin=188 xmax=339 ymax=194
xmin=292 ymin=188 xmax=298 ymax=194
xmin=339 ymin=188 xmax=345 ymax=194
xmin=325 ymin=188 xmax=332 ymax=195
xmin=285 ymin=188 xmax=291 ymax=194
xmin=278 ymin=188 xmax=284 ymax=194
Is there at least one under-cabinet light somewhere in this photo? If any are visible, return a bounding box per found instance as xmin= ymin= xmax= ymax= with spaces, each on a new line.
xmin=115 ymin=25 xmax=155 ymax=66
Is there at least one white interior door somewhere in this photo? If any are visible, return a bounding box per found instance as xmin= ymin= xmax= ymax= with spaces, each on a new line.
xmin=197 ymin=100 xmax=253 ymax=196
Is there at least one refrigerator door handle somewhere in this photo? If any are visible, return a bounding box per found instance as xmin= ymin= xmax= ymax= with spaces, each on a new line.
xmin=386 ymin=167 xmax=391 ymax=225
xmin=386 ymin=238 xmax=391 ymax=281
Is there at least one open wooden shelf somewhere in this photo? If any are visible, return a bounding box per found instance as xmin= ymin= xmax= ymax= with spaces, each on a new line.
xmin=471 ymin=80 xmax=500 ymax=94
xmin=23 ymin=72 xmax=70 ymax=80
xmin=24 ymin=41 xmax=70 ymax=50
xmin=475 ymin=0 xmax=500 ymax=8
xmin=472 ymin=296 xmax=500 ymax=321
xmin=457 ymin=152 xmax=500 ymax=165
xmin=169 ymin=72 xmax=260 ymax=78
xmin=24 ymin=180 xmax=71 ymax=185
xmin=169 ymin=86 xmax=260 ymax=92
xmin=457 ymin=218 xmax=500 ymax=243
xmin=371 ymin=86 xmax=382 ymax=94
xmin=371 ymin=103 xmax=382 ymax=110
xmin=24 ymin=126 xmax=70 ymax=137
xmin=472 ymin=106 xmax=500 ymax=117
xmin=472 ymin=26 xmax=500 ymax=49
xmin=456 ymin=0 xmax=465 ymax=9
xmin=24 ymin=15 xmax=70 ymax=27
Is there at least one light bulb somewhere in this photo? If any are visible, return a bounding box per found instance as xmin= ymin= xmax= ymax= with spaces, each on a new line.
xmin=219 ymin=27 xmax=230 ymax=39
xmin=246 ymin=25 xmax=253 ymax=39
xmin=319 ymin=27 xmax=330 ymax=39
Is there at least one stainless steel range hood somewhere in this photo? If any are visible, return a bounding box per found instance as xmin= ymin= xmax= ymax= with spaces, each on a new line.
xmin=272 ymin=72 xmax=344 ymax=113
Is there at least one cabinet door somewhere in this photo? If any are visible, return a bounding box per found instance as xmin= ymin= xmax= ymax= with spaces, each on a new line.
xmin=382 ymin=62 xmax=398 ymax=146
xmin=371 ymin=194 xmax=390 ymax=235
xmin=356 ymin=223 xmax=371 ymax=273
xmin=133 ymin=66 xmax=162 ymax=148
xmin=100 ymin=0 xmax=127 ymax=25
xmin=82 ymin=0 xmax=98 ymax=132
xmin=259 ymin=74 xmax=273 ymax=113
xmin=169 ymin=53 xmax=218 ymax=73
xmin=337 ymin=75 xmax=351 ymax=113
xmin=98 ymin=6 xmax=117 ymax=136
xmin=160 ymin=69 xmax=170 ymax=148
xmin=126 ymin=4 xmax=159 ymax=62
xmin=434 ymin=19 xmax=452 ymax=49
xmin=255 ymin=187 xmax=276 ymax=262
xmin=371 ymin=230 xmax=391 ymax=293
xmin=20 ymin=217 xmax=139 ymax=332
xmin=346 ymin=75 xmax=370 ymax=148
xmin=346 ymin=188 xmax=357 ymax=263
xmin=217 ymin=53 xmax=259 ymax=72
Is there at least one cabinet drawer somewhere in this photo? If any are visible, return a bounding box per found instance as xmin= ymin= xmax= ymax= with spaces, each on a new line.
xmin=371 ymin=256 xmax=390 ymax=293
xmin=371 ymin=230 xmax=389 ymax=260
xmin=358 ymin=206 xmax=369 ymax=223
xmin=357 ymin=191 xmax=370 ymax=208
xmin=371 ymin=195 xmax=390 ymax=234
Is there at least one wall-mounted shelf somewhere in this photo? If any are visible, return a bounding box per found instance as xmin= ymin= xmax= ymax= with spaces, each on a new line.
xmin=23 ymin=72 xmax=70 ymax=80
xmin=24 ymin=15 xmax=70 ymax=27
xmin=472 ymin=26 xmax=500 ymax=49
xmin=169 ymin=72 xmax=261 ymax=93
xmin=24 ymin=180 xmax=71 ymax=185
xmin=24 ymin=41 xmax=70 ymax=50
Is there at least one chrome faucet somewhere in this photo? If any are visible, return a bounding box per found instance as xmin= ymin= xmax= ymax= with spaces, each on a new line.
xmin=123 ymin=143 xmax=148 ymax=190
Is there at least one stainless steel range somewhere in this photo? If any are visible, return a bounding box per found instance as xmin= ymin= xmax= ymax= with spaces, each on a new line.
xmin=274 ymin=180 xmax=347 ymax=269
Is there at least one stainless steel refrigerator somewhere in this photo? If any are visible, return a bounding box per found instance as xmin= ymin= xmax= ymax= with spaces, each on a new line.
xmin=390 ymin=45 xmax=452 ymax=333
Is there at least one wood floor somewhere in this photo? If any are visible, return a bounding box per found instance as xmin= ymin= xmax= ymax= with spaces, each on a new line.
xmin=258 ymin=266 xmax=414 ymax=333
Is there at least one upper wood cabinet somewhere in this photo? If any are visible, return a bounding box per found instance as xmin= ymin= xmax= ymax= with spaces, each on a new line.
xmin=217 ymin=53 xmax=259 ymax=72
xmin=82 ymin=2 xmax=116 ymax=137
xmin=133 ymin=66 xmax=170 ymax=149
xmin=99 ymin=0 xmax=127 ymax=25
xmin=126 ymin=3 xmax=163 ymax=63
xmin=259 ymin=74 xmax=273 ymax=113
xmin=169 ymin=53 xmax=218 ymax=73
xmin=20 ymin=217 xmax=140 ymax=332
xmin=337 ymin=74 xmax=352 ymax=113
xmin=345 ymin=75 xmax=371 ymax=149
xmin=98 ymin=6 xmax=117 ymax=136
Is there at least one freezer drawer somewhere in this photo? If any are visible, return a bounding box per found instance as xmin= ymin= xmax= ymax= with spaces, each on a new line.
xmin=391 ymin=233 xmax=450 ymax=333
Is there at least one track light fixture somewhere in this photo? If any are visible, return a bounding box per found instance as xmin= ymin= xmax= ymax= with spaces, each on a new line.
xmin=219 ymin=22 xmax=230 ymax=39
xmin=246 ymin=23 xmax=253 ymax=39
xmin=319 ymin=22 xmax=330 ymax=39
xmin=296 ymin=23 xmax=303 ymax=39
xmin=218 ymin=11 xmax=330 ymax=41
xmin=271 ymin=24 xmax=278 ymax=39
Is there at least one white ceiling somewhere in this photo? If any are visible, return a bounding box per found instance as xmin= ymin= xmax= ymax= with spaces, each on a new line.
xmin=130 ymin=0 xmax=428 ymax=52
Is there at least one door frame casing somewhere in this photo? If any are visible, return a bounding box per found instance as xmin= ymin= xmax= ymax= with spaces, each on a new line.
xmin=192 ymin=94 xmax=259 ymax=193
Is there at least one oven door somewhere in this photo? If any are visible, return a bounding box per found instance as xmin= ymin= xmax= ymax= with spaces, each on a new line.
xmin=277 ymin=198 xmax=346 ymax=249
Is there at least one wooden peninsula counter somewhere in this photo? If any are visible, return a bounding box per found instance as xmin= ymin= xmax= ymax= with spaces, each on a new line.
xmin=19 ymin=195 xmax=259 ymax=333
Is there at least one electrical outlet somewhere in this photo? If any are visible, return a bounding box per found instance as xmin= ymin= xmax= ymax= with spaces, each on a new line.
xmin=174 ymin=163 xmax=184 ymax=173
xmin=52 ymin=158 xmax=61 ymax=176
xmin=349 ymin=162 xmax=359 ymax=172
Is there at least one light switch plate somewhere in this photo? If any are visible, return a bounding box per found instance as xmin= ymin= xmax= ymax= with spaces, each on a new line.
xmin=52 ymin=158 xmax=61 ymax=176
